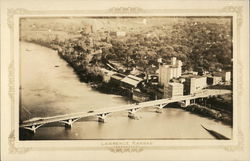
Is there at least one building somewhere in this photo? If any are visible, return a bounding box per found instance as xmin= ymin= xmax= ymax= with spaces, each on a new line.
xmin=120 ymin=74 xmax=143 ymax=89
xmin=145 ymin=65 xmax=159 ymax=84
xmin=159 ymin=64 xmax=172 ymax=87
xmin=195 ymin=76 xmax=207 ymax=90
xmin=212 ymin=71 xmax=231 ymax=83
xmin=147 ymin=75 xmax=158 ymax=85
xmin=132 ymin=88 xmax=150 ymax=102
xmin=100 ymin=68 xmax=116 ymax=83
xmin=215 ymin=76 xmax=221 ymax=85
xmin=183 ymin=77 xmax=196 ymax=95
xmin=176 ymin=60 xmax=183 ymax=77
xmin=116 ymin=31 xmax=126 ymax=37
xmin=183 ymin=75 xmax=207 ymax=95
xmin=207 ymin=76 xmax=222 ymax=85
xmin=208 ymin=71 xmax=231 ymax=85
xmin=158 ymin=57 xmax=182 ymax=87
xmin=225 ymin=71 xmax=231 ymax=82
xmin=109 ymin=31 xmax=126 ymax=37
xmin=110 ymin=73 xmax=126 ymax=85
xmin=165 ymin=82 xmax=184 ymax=98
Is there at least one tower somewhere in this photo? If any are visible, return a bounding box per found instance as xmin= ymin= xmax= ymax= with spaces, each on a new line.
xmin=159 ymin=64 xmax=173 ymax=87
xmin=176 ymin=60 xmax=183 ymax=77
xmin=171 ymin=57 xmax=177 ymax=66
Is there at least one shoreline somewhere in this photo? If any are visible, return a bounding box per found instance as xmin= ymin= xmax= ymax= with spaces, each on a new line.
xmin=23 ymin=41 xmax=232 ymax=126
xmin=56 ymin=49 xmax=134 ymax=98
xmin=182 ymin=104 xmax=232 ymax=126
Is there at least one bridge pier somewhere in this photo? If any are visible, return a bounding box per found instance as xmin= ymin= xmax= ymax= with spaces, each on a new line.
xmin=155 ymin=104 xmax=165 ymax=113
xmin=97 ymin=113 xmax=110 ymax=122
xmin=181 ymin=99 xmax=191 ymax=108
xmin=60 ymin=118 xmax=80 ymax=128
xmin=192 ymin=99 xmax=196 ymax=104
xmin=128 ymin=108 xmax=140 ymax=118
xmin=23 ymin=124 xmax=44 ymax=134
xmin=185 ymin=99 xmax=190 ymax=106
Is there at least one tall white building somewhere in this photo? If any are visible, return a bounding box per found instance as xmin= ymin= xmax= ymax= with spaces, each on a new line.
xmin=225 ymin=71 xmax=231 ymax=82
xmin=171 ymin=57 xmax=177 ymax=66
xmin=159 ymin=64 xmax=171 ymax=87
xmin=159 ymin=57 xmax=182 ymax=87
xmin=176 ymin=60 xmax=183 ymax=76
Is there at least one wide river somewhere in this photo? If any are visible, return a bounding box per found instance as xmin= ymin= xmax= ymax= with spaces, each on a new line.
xmin=19 ymin=42 xmax=232 ymax=140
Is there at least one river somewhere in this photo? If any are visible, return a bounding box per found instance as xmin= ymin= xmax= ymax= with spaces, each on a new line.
xmin=19 ymin=42 xmax=232 ymax=140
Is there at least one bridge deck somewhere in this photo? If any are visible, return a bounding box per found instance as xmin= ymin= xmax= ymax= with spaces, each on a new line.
xmin=20 ymin=89 xmax=231 ymax=128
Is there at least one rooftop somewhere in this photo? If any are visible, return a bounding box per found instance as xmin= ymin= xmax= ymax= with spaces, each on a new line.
xmin=111 ymin=73 xmax=126 ymax=80
xmin=100 ymin=68 xmax=116 ymax=75
xmin=212 ymin=72 xmax=230 ymax=77
xmin=121 ymin=75 xmax=143 ymax=87
xmin=181 ymin=74 xmax=206 ymax=79
xmin=126 ymin=74 xmax=143 ymax=82
xmin=159 ymin=64 xmax=179 ymax=68
xmin=168 ymin=82 xmax=184 ymax=86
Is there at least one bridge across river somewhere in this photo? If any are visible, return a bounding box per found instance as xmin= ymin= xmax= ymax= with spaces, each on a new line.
xmin=20 ymin=89 xmax=231 ymax=133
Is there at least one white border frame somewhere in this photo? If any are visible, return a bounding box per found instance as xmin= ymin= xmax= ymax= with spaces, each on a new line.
xmin=1 ymin=0 xmax=249 ymax=160
xmin=14 ymin=13 xmax=237 ymax=148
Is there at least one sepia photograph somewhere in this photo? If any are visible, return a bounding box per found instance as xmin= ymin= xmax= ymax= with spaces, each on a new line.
xmin=1 ymin=0 xmax=249 ymax=160
xmin=19 ymin=16 xmax=233 ymax=140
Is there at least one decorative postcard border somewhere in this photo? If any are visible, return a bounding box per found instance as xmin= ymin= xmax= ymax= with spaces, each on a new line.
xmin=7 ymin=6 xmax=244 ymax=153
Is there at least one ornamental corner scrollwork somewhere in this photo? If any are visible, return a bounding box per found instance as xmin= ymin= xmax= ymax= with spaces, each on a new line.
xmin=224 ymin=129 xmax=244 ymax=152
xmin=108 ymin=7 xmax=144 ymax=14
xmin=222 ymin=6 xmax=243 ymax=27
xmin=8 ymin=61 xmax=15 ymax=97
xmin=7 ymin=8 xmax=29 ymax=29
xmin=223 ymin=6 xmax=243 ymax=15
xmin=8 ymin=130 xmax=30 ymax=154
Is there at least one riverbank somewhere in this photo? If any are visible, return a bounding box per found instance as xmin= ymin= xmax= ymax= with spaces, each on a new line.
xmin=55 ymin=45 xmax=234 ymax=127
xmin=23 ymin=41 xmax=233 ymax=126
xmin=184 ymin=104 xmax=232 ymax=126
xmin=20 ymin=42 xmax=232 ymax=140
xmin=57 ymin=49 xmax=134 ymax=97
xmin=22 ymin=40 xmax=134 ymax=99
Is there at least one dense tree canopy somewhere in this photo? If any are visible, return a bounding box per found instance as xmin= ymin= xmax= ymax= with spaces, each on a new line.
xmin=94 ymin=20 xmax=232 ymax=72
xmin=22 ymin=18 xmax=232 ymax=73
